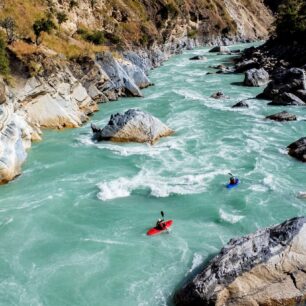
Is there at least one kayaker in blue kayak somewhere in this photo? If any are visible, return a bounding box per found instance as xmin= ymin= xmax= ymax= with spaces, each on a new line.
xmin=229 ymin=176 xmax=238 ymax=185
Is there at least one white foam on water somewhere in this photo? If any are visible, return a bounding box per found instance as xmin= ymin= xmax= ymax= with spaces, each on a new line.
xmin=188 ymin=253 xmax=203 ymax=274
xmin=219 ymin=208 xmax=244 ymax=224
xmin=81 ymin=238 xmax=132 ymax=246
xmin=97 ymin=167 xmax=228 ymax=201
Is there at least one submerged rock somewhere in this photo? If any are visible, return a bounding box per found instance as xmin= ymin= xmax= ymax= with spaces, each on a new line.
xmin=232 ymin=100 xmax=249 ymax=108
xmin=91 ymin=109 xmax=174 ymax=144
xmin=209 ymin=46 xmax=230 ymax=53
xmin=211 ymin=91 xmax=229 ymax=99
xmin=288 ymin=137 xmax=306 ymax=162
xmin=189 ymin=55 xmax=207 ymax=61
xmin=266 ymin=111 xmax=297 ymax=121
xmin=244 ymin=68 xmax=269 ymax=87
xmin=174 ymin=217 xmax=306 ymax=306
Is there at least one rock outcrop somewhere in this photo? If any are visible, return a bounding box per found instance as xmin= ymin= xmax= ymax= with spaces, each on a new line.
xmin=266 ymin=111 xmax=297 ymax=121
xmin=258 ymin=68 xmax=306 ymax=101
xmin=91 ymin=109 xmax=174 ymax=144
xmin=268 ymin=93 xmax=305 ymax=106
xmin=0 ymin=79 xmax=36 ymax=184
xmin=288 ymin=138 xmax=306 ymax=162
xmin=174 ymin=217 xmax=306 ymax=306
xmin=244 ymin=68 xmax=269 ymax=87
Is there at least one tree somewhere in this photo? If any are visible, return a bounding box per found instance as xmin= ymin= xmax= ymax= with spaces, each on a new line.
xmin=0 ymin=17 xmax=16 ymax=44
xmin=33 ymin=18 xmax=55 ymax=45
xmin=273 ymin=0 xmax=306 ymax=43
xmin=56 ymin=11 xmax=68 ymax=29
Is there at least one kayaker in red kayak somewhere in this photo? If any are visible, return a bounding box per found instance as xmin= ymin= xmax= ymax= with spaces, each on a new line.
xmin=147 ymin=211 xmax=173 ymax=236
xmin=156 ymin=218 xmax=166 ymax=230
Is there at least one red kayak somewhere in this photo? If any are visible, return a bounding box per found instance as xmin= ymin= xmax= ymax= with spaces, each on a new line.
xmin=147 ymin=220 xmax=173 ymax=236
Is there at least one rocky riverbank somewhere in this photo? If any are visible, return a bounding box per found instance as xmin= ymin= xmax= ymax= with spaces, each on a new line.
xmin=0 ymin=43 xmax=177 ymax=184
xmin=174 ymin=217 xmax=306 ymax=306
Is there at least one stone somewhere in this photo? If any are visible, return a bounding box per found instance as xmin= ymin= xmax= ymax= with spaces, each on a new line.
xmin=189 ymin=55 xmax=207 ymax=61
xmin=268 ymin=92 xmax=305 ymax=106
xmin=266 ymin=111 xmax=297 ymax=121
xmin=174 ymin=217 xmax=306 ymax=306
xmin=91 ymin=109 xmax=174 ymax=144
xmin=232 ymin=100 xmax=249 ymax=108
xmin=288 ymin=137 xmax=306 ymax=162
xmin=235 ymin=59 xmax=260 ymax=73
xmin=244 ymin=68 xmax=270 ymax=86
xmin=209 ymin=46 xmax=230 ymax=53
xmin=259 ymin=68 xmax=306 ymax=100
xmin=211 ymin=91 xmax=229 ymax=99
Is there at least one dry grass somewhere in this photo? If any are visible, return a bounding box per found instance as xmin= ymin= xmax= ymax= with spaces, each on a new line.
xmin=42 ymin=33 xmax=109 ymax=59
xmin=9 ymin=40 xmax=38 ymax=56
xmin=0 ymin=0 xmax=45 ymax=37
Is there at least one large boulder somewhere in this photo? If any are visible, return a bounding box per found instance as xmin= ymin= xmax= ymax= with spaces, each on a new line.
xmin=268 ymin=92 xmax=305 ymax=106
xmin=266 ymin=111 xmax=297 ymax=121
xmin=235 ymin=59 xmax=260 ymax=73
xmin=258 ymin=68 xmax=306 ymax=100
xmin=244 ymin=68 xmax=269 ymax=87
xmin=288 ymin=137 xmax=306 ymax=162
xmin=174 ymin=217 xmax=306 ymax=306
xmin=91 ymin=109 xmax=174 ymax=144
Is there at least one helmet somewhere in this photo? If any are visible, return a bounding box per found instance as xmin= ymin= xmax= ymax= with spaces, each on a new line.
xmin=158 ymin=219 xmax=162 ymax=222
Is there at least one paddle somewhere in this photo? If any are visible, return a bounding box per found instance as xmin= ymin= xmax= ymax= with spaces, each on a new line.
xmin=161 ymin=211 xmax=165 ymax=221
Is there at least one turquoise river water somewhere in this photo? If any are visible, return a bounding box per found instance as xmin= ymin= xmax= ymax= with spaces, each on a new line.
xmin=1 ymin=43 xmax=306 ymax=306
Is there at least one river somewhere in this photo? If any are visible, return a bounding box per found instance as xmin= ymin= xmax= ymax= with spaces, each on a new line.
xmin=0 ymin=43 xmax=305 ymax=306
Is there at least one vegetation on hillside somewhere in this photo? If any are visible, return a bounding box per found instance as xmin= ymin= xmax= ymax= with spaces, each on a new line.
xmin=0 ymin=36 xmax=10 ymax=77
xmin=273 ymin=0 xmax=306 ymax=43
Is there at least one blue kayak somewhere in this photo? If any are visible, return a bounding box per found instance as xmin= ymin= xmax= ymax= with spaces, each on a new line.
xmin=226 ymin=179 xmax=240 ymax=189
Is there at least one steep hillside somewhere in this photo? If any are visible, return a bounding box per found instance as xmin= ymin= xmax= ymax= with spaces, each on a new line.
xmin=0 ymin=0 xmax=273 ymax=58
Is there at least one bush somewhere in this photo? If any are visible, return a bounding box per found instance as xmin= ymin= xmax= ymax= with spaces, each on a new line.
xmin=0 ymin=37 xmax=10 ymax=76
xmin=274 ymin=0 xmax=306 ymax=43
xmin=77 ymin=28 xmax=105 ymax=45
xmin=33 ymin=18 xmax=56 ymax=45
xmin=56 ymin=11 xmax=68 ymax=27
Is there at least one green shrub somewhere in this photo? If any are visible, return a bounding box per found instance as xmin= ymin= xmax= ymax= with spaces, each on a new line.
xmin=33 ymin=18 xmax=56 ymax=45
xmin=56 ymin=11 xmax=68 ymax=27
xmin=0 ymin=37 xmax=10 ymax=76
xmin=77 ymin=28 xmax=105 ymax=45
xmin=187 ymin=27 xmax=198 ymax=38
